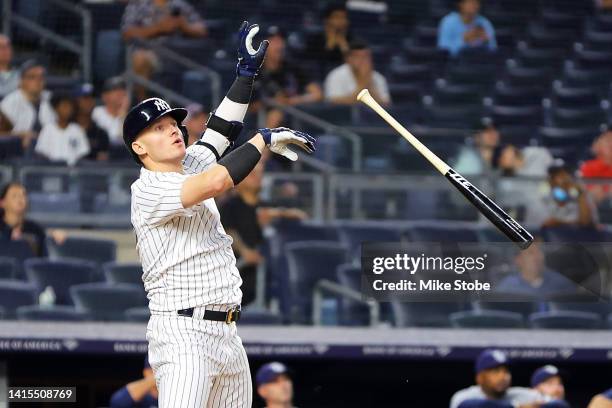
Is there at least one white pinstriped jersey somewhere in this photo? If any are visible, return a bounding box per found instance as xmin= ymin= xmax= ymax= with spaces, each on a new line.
xmin=131 ymin=144 xmax=242 ymax=312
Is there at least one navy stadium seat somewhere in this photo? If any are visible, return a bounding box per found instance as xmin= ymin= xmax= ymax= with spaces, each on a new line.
xmin=0 ymin=240 xmax=35 ymax=265
xmin=529 ymin=311 xmax=602 ymax=329
xmin=27 ymin=192 xmax=80 ymax=213
xmin=16 ymin=305 xmax=90 ymax=321
xmin=0 ymin=257 xmax=18 ymax=280
xmin=472 ymin=292 xmax=540 ymax=317
xmin=548 ymin=294 xmax=612 ymax=319
xmin=392 ymin=299 xmax=466 ymax=327
xmin=0 ymin=136 xmax=23 ymax=160
xmin=0 ymin=306 xmax=5 ymax=319
xmin=551 ymin=86 xmax=603 ymax=109
xmin=492 ymin=84 xmax=543 ymax=107
xmin=0 ymin=280 xmax=37 ymax=318
xmin=409 ymin=225 xmax=480 ymax=242
xmin=449 ymin=310 xmax=524 ymax=328
xmin=336 ymin=263 xmax=369 ymax=326
xmin=70 ymin=283 xmax=148 ymax=321
xmin=124 ymin=307 xmax=150 ymax=323
xmin=284 ymin=241 xmax=348 ymax=324
xmin=103 ymin=262 xmax=143 ymax=285
xmin=94 ymin=30 xmax=124 ymax=81
xmin=550 ymin=107 xmax=608 ymax=128
xmin=539 ymin=127 xmax=599 ymax=149
xmin=24 ymin=258 xmax=100 ymax=305
xmin=491 ymin=105 xmax=543 ymax=128
xmin=573 ymin=49 xmax=612 ymax=71
xmin=48 ymin=236 xmax=117 ymax=265
xmin=338 ymin=225 xmax=402 ymax=260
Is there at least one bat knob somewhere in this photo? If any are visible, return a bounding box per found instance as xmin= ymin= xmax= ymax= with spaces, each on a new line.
xmin=357 ymin=89 xmax=370 ymax=102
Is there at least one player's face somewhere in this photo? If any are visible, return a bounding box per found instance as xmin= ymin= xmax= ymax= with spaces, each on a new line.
xmin=477 ymin=366 xmax=511 ymax=397
xmin=536 ymin=376 xmax=564 ymax=400
xmin=21 ymin=66 xmax=45 ymax=96
xmin=132 ymin=115 xmax=185 ymax=165
xmin=1 ymin=184 xmax=27 ymax=216
xmin=258 ymin=374 xmax=293 ymax=404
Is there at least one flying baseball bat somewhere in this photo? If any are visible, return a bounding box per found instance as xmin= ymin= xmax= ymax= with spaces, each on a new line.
xmin=357 ymin=89 xmax=533 ymax=249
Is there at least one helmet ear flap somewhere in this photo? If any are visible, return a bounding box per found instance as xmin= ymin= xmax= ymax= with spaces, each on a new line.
xmin=179 ymin=125 xmax=189 ymax=146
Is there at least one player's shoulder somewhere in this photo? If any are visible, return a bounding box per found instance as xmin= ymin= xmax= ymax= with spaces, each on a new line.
xmin=506 ymin=386 xmax=541 ymax=400
xmin=450 ymin=385 xmax=483 ymax=406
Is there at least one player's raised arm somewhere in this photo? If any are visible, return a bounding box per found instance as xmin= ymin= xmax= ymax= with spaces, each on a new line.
xmin=184 ymin=21 xmax=268 ymax=171
xmin=181 ymin=127 xmax=315 ymax=209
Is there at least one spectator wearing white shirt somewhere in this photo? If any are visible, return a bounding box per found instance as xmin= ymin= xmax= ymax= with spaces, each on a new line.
xmin=0 ymin=35 xmax=19 ymax=98
xmin=91 ymin=76 xmax=129 ymax=146
xmin=35 ymin=93 xmax=89 ymax=166
xmin=324 ymin=40 xmax=390 ymax=106
xmin=0 ymin=60 xmax=56 ymax=149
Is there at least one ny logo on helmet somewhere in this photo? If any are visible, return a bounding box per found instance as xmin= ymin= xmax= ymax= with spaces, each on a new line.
xmin=153 ymin=99 xmax=170 ymax=112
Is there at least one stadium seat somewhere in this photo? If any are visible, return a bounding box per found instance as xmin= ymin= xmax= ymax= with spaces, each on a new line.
xmin=514 ymin=46 xmax=567 ymax=70
xmin=338 ymin=225 xmax=402 ymax=260
xmin=103 ymin=262 xmax=143 ymax=285
xmin=388 ymin=83 xmax=423 ymax=107
xmin=0 ymin=136 xmax=23 ymax=160
xmin=47 ymin=236 xmax=117 ymax=265
xmin=239 ymin=307 xmax=283 ymax=325
xmin=16 ymin=305 xmax=90 ymax=321
xmin=0 ymin=240 xmax=35 ymax=265
xmin=94 ymin=30 xmax=124 ymax=81
xmin=550 ymin=86 xmax=603 ymax=109
xmin=573 ymin=49 xmax=612 ymax=71
xmin=529 ymin=311 xmax=602 ymax=329
xmin=70 ymin=283 xmax=148 ymax=321
xmin=402 ymin=45 xmax=449 ymax=73
xmin=422 ymin=105 xmax=483 ymax=129
xmin=550 ymin=107 xmax=608 ymax=128
xmin=504 ymin=66 xmax=555 ymax=89
xmin=541 ymin=226 xmax=606 ymax=242
xmin=0 ymin=306 xmax=5 ymax=320
xmin=539 ymin=127 xmax=599 ymax=149
xmin=431 ymin=84 xmax=484 ymax=108
xmin=490 ymin=105 xmax=543 ymax=128
xmin=562 ymin=66 xmax=612 ymax=88
xmin=0 ymin=257 xmax=18 ymax=280
xmin=492 ymin=84 xmax=543 ymax=107
xmin=583 ymin=30 xmax=612 ymax=51
xmin=124 ymin=307 xmax=150 ymax=323
xmin=27 ymin=192 xmax=80 ymax=214
xmin=388 ymin=63 xmax=432 ymax=85
xmin=548 ymin=294 xmax=612 ymax=319
xmin=472 ymin=292 xmax=540 ymax=317
xmin=409 ymin=225 xmax=480 ymax=242
xmin=392 ymin=299 xmax=466 ymax=327
xmin=449 ymin=310 xmax=524 ymax=328
xmin=0 ymin=280 xmax=37 ymax=318
xmin=24 ymin=258 xmax=100 ymax=305
xmin=181 ymin=71 xmax=214 ymax=110
xmin=284 ymin=241 xmax=349 ymax=324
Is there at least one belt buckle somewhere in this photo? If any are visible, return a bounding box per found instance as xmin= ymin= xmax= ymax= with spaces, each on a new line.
xmin=225 ymin=306 xmax=240 ymax=324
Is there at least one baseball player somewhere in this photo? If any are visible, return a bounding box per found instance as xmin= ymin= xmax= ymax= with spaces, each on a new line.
xmin=123 ymin=21 xmax=315 ymax=407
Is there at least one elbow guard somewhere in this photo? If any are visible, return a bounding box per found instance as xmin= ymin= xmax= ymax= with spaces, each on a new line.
xmin=217 ymin=142 xmax=261 ymax=185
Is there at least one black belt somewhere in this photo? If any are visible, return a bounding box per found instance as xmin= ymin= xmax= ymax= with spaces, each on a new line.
xmin=177 ymin=306 xmax=241 ymax=324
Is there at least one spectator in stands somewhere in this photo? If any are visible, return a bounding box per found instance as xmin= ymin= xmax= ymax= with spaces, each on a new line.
xmin=35 ymin=93 xmax=90 ymax=166
xmin=0 ymin=182 xmax=65 ymax=257
xmin=183 ymin=103 xmax=208 ymax=146
xmin=256 ymin=361 xmax=296 ymax=408
xmin=121 ymin=0 xmax=207 ymax=101
xmin=531 ymin=365 xmax=567 ymax=403
xmin=438 ymin=0 xmax=497 ymax=57
xmin=496 ymin=239 xmax=576 ymax=297
xmin=220 ymin=162 xmax=306 ymax=305
xmin=589 ymin=389 xmax=612 ymax=408
xmin=539 ymin=164 xmax=598 ymax=229
xmin=0 ymin=60 xmax=55 ymax=149
xmin=595 ymin=0 xmax=612 ymax=10
xmin=450 ymin=349 xmax=543 ymax=408
xmin=109 ymin=356 xmax=158 ymax=408
xmin=92 ymin=77 xmax=129 ymax=147
xmin=453 ymin=124 xmax=501 ymax=175
xmin=580 ymin=130 xmax=612 ymax=203
xmin=255 ymin=26 xmax=323 ymax=128
xmin=324 ymin=40 xmax=390 ymax=106
xmin=304 ymin=4 xmax=352 ymax=67
xmin=497 ymin=145 xmax=554 ymax=178
xmin=0 ymin=35 xmax=19 ymax=98
xmin=75 ymin=83 xmax=110 ymax=161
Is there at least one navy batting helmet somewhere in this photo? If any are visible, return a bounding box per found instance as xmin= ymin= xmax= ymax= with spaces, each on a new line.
xmin=123 ymin=97 xmax=189 ymax=165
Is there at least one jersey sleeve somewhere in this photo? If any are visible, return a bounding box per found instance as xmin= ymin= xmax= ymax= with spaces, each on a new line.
xmin=132 ymin=172 xmax=194 ymax=226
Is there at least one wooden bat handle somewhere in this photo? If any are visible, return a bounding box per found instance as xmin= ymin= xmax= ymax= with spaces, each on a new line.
xmin=357 ymin=89 xmax=450 ymax=175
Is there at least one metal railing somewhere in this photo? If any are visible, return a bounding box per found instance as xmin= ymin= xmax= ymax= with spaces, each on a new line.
xmin=260 ymin=97 xmax=363 ymax=173
xmin=125 ymin=39 xmax=222 ymax=107
xmin=312 ymin=279 xmax=380 ymax=326
xmin=3 ymin=0 xmax=93 ymax=81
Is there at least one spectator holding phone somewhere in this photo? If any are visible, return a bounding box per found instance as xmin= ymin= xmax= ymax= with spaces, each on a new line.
xmin=438 ymin=0 xmax=497 ymax=57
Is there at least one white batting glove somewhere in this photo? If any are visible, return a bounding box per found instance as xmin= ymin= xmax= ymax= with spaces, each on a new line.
xmin=258 ymin=127 xmax=316 ymax=161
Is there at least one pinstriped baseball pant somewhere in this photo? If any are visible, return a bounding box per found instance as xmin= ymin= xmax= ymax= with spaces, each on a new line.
xmin=147 ymin=307 xmax=252 ymax=407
